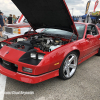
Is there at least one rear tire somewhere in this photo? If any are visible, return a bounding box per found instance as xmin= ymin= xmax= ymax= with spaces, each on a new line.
xmin=59 ymin=51 xmax=78 ymax=80
xmin=96 ymin=48 xmax=100 ymax=56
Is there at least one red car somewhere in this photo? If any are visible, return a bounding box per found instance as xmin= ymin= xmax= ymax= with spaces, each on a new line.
xmin=0 ymin=0 xmax=100 ymax=84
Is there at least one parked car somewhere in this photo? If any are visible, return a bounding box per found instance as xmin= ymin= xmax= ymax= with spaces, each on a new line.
xmin=3 ymin=15 xmax=43 ymax=39
xmin=0 ymin=0 xmax=100 ymax=84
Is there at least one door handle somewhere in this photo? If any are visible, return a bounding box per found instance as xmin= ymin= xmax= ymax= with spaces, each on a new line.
xmin=99 ymin=38 xmax=100 ymax=40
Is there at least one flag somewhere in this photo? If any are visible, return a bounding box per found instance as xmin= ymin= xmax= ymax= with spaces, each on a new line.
xmin=85 ymin=0 xmax=91 ymax=14
xmin=94 ymin=0 xmax=99 ymax=12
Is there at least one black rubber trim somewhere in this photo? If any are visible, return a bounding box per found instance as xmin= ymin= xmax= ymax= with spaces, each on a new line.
xmin=18 ymin=68 xmax=59 ymax=76
xmin=19 ymin=58 xmax=41 ymax=65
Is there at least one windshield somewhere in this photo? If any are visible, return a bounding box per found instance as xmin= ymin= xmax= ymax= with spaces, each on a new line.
xmin=23 ymin=19 xmax=28 ymax=23
xmin=41 ymin=24 xmax=85 ymax=39
xmin=75 ymin=24 xmax=85 ymax=38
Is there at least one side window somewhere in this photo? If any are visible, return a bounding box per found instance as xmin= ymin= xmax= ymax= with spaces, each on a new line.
xmin=86 ymin=25 xmax=92 ymax=35
xmin=86 ymin=25 xmax=98 ymax=36
xmin=87 ymin=26 xmax=91 ymax=30
xmin=91 ymin=26 xmax=98 ymax=36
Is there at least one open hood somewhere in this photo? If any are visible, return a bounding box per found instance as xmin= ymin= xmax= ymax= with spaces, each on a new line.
xmin=11 ymin=0 xmax=78 ymax=36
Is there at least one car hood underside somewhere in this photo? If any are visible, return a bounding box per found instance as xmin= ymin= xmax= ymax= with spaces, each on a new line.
xmin=11 ymin=0 xmax=78 ymax=36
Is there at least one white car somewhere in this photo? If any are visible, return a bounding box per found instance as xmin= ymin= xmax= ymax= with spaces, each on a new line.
xmin=3 ymin=15 xmax=44 ymax=38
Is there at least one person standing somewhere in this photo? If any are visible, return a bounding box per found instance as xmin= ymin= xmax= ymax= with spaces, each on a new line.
xmin=0 ymin=12 xmax=5 ymax=25
xmin=96 ymin=19 xmax=100 ymax=28
xmin=0 ymin=12 xmax=4 ymax=37
xmin=1 ymin=12 xmax=5 ymax=31
xmin=7 ymin=14 xmax=12 ymax=24
xmin=12 ymin=15 xmax=17 ymax=24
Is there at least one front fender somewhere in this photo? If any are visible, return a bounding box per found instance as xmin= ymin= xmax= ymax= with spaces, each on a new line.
xmin=38 ymin=41 xmax=81 ymax=72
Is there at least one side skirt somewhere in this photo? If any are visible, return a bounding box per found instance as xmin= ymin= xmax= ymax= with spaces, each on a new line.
xmin=78 ymin=50 xmax=98 ymax=65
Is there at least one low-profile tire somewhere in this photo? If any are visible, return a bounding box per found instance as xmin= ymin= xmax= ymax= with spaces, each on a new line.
xmin=59 ymin=51 xmax=78 ymax=80
xmin=96 ymin=48 xmax=100 ymax=56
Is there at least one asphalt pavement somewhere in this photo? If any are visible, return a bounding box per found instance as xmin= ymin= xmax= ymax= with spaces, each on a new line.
xmin=0 ymin=38 xmax=100 ymax=100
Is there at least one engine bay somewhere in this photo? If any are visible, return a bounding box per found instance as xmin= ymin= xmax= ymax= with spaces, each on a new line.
xmin=1 ymin=33 xmax=70 ymax=52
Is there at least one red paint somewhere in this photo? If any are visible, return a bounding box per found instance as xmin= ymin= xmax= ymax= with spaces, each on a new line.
xmin=1 ymin=0 xmax=100 ymax=84
xmin=0 ymin=64 xmax=59 ymax=84
xmin=0 ymin=22 xmax=100 ymax=84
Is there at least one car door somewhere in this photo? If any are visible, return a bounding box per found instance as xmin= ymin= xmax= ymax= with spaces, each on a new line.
xmin=83 ymin=24 xmax=100 ymax=57
xmin=91 ymin=25 xmax=100 ymax=50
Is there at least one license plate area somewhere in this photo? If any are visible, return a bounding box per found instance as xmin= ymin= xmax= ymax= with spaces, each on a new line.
xmin=1 ymin=59 xmax=18 ymax=72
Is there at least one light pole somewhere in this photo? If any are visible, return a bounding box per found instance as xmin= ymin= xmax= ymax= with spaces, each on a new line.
xmin=72 ymin=8 xmax=74 ymax=16
xmin=72 ymin=8 xmax=74 ymax=20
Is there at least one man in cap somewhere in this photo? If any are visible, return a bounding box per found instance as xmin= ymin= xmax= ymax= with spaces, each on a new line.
xmin=0 ymin=12 xmax=4 ymax=37
xmin=96 ymin=19 xmax=100 ymax=28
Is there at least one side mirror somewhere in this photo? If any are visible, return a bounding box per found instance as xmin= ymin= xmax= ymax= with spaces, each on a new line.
xmin=86 ymin=34 xmax=94 ymax=39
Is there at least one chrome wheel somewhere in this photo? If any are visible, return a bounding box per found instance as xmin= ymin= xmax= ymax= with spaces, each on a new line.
xmin=63 ymin=54 xmax=78 ymax=78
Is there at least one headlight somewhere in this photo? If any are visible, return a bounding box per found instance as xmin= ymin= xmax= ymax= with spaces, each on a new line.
xmin=30 ymin=53 xmax=44 ymax=60
xmin=13 ymin=28 xmax=21 ymax=34
xmin=22 ymin=67 xmax=33 ymax=73
xmin=13 ymin=28 xmax=18 ymax=34
xmin=30 ymin=53 xmax=37 ymax=59
xmin=38 ymin=54 xmax=44 ymax=60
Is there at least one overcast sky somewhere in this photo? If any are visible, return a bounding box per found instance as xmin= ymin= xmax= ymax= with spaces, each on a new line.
xmin=0 ymin=0 xmax=100 ymax=17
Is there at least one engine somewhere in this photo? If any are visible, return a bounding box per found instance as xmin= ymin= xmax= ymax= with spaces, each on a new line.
xmin=29 ymin=34 xmax=65 ymax=52
xmin=4 ymin=34 xmax=68 ymax=52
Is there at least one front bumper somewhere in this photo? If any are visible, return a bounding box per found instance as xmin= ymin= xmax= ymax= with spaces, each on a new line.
xmin=2 ymin=31 xmax=20 ymax=38
xmin=0 ymin=64 xmax=59 ymax=84
xmin=0 ymin=46 xmax=59 ymax=84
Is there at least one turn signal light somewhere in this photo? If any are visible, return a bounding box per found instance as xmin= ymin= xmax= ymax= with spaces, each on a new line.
xmin=22 ymin=67 xmax=33 ymax=73
xmin=18 ymin=29 xmax=21 ymax=31
xmin=18 ymin=32 xmax=21 ymax=34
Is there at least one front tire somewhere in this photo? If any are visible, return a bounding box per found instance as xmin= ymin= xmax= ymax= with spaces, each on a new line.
xmin=59 ymin=51 xmax=78 ymax=80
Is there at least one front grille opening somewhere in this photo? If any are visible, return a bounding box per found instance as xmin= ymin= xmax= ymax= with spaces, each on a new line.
xmin=5 ymin=27 xmax=13 ymax=34
xmin=0 ymin=59 xmax=18 ymax=72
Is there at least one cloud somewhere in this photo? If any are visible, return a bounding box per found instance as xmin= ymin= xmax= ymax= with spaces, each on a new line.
xmin=0 ymin=0 xmax=100 ymax=17
xmin=66 ymin=0 xmax=100 ymax=16
xmin=0 ymin=0 xmax=21 ymax=17
xmin=65 ymin=0 xmax=84 ymax=5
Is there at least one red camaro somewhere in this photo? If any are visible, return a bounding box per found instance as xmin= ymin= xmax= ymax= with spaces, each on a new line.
xmin=0 ymin=0 xmax=100 ymax=84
